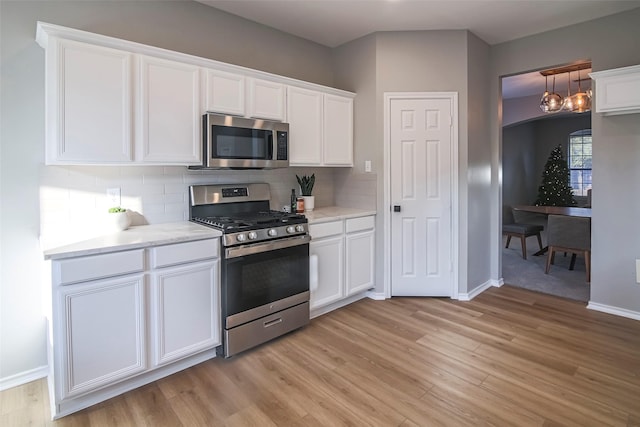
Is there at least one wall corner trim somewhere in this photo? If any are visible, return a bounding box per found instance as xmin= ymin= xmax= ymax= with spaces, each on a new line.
xmin=458 ymin=278 xmax=501 ymax=301
xmin=587 ymin=301 xmax=640 ymax=321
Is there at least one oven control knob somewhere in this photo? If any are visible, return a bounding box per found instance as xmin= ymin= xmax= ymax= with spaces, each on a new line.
xmin=236 ymin=233 xmax=247 ymax=242
xmin=295 ymin=225 xmax=305 ymax=232
xmin=268 ymin=229 xmax=278 ymax=237
xmin=248 ymin=231 xmax=258 ymax=240
xmin=286 ymin=226 xmax=295 ymax=234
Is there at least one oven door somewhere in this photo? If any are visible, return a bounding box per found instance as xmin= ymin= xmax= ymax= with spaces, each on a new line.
xmin=222 ymin=235 xmax=310 ymax=329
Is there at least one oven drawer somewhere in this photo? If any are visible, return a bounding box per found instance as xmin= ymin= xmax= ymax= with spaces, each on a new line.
xmin=223 ymin=302 xmax=309 ymax=357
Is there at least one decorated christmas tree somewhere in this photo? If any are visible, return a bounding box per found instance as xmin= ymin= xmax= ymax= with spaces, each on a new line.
xmin=534 ymin=144 xmax=577 ymax=206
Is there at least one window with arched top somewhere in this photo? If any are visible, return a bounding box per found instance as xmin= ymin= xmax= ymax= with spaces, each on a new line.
xmin=568 ymin=129 xmax=592 ymax=196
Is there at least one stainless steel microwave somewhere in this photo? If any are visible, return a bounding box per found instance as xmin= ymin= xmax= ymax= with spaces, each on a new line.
xmin=192 ymin=113 xmax=289 ymax=169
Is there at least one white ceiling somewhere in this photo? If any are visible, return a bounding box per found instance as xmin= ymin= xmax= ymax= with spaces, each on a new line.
xmin=195 ymin=0 xmax=640 ymax=48
xmin=195 ymin=0 xmax=638 ymax=98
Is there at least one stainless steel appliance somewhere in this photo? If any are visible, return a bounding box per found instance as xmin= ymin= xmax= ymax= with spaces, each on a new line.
xmin=191 ymin=113 xmax=289 ymax=170
xmin=189 ymin=183 xmax=310 ymax=357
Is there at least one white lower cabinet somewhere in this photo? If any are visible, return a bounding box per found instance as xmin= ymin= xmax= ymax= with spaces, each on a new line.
xmin=346 ymin=228 xmax=375 ymax=296
xmin=150 ymin=260 xmax=219 ymax=366
xmin=310 ymin=231 xmax=344 ymax=309
xmin=48 ymin=238 xmax=220 ymax=419
xmin=58 ymin=274 xmax=146 ymax=399
xmin=309 ymin=215 xmax=375 ymax=312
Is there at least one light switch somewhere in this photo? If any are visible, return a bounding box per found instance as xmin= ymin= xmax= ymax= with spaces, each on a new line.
xmin=365 ymin=160 xmax=372 ymax=173
xmin=636 ymin=259 xmax=640 ymax=284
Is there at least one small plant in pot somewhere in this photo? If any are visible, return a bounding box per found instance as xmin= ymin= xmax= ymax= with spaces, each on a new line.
xmin=296 ymin=174 xmax=315 ymax=212
xmin=107 ymin=206 xmax=131 ymax=231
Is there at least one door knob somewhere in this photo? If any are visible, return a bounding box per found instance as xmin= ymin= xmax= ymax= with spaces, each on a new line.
xmin=393 ymin=205 xmax=401 ymax=212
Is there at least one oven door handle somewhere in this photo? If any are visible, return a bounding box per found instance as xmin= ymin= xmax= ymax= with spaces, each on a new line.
xmin=225 ymin=234 xmax=311 ymax=259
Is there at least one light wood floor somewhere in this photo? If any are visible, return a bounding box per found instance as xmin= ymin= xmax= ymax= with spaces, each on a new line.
xmin=3 ymin=285 xmax=640 ymax=426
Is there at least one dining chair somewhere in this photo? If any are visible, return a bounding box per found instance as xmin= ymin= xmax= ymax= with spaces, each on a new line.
xmin=502 ymin=222 xmax=544 ymax=260
xmin=544 ymin=214 xmax=591 ymax=282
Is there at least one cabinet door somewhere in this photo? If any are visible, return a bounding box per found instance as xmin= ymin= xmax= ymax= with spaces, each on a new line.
xmin=288 ymin=86 xmax=323 ymax=166
xmin=345 ymin=230 xmax=375 ymax=296
xmin=138 ymin=55 xmax=201 ymax=164
xmin=205 ymin=69 xmax=245 ymax=116
xmin=46 ymin=38 xmax=133 ymax=164
xmin=323 ymin=94 xmax=354 ymax=166
xmin=310 ymin=236 xmax=344 ymax=309
xmin=593 ymin=68 xmax=640 ymax=115
xmin=247 ymin=78 xmax=285 ymax=121
xmin=58 ymin=275 xmax=146 ymax=398
xmin=150 ymin=260 xmax=220 ymax=366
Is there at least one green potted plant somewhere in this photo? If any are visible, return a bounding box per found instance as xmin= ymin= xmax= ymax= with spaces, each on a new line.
xmin=107 ymin=206 xmax=131 ymax=231
xmin=296 ymin=173 xmax=315 ymax=212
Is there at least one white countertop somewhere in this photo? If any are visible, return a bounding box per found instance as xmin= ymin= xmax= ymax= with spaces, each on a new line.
xmin=43 ymin=222 xmax=222 ymax=260
xmin=304 ymin=207 xmax=376 ymax=224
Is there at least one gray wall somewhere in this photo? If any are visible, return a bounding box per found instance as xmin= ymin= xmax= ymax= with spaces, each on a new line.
xmin=502 ymin=114 xmax=591 ymax=222
xmin=0 ymin=0 xmax=336 ymax=384
xmin=334 ymin=30 xmax=492 ymax=296
xmin=466 ymin=31 xmax=492 ymax=294
xmin=491 ymin=8 xmax=640 ymax=311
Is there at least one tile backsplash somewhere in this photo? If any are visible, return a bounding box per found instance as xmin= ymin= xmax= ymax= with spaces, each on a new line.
xmin=39 ymin=165 xmax=338 ymax=248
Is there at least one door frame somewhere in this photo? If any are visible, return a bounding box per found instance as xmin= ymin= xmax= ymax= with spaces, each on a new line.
xmin=383 ymin=92 xmax=460 ymax=299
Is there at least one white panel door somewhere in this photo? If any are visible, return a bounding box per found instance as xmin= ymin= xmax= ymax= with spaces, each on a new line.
xmin=48 ymin=39 xmax=133 ymax=164
xmin=287 ymin=86 xmax=323 ymax=165
xmin=59 ymin=274 xmax=146 ymax=398
xmin=391 ymin=98 xmax=453 ymax=296
xmin=150 ymin=260 xmax=220 ymax=366
xmin=323 ymin=94 xmax=354 ymax=166
xmin=138 ymin=55 xmax=201 ymax=164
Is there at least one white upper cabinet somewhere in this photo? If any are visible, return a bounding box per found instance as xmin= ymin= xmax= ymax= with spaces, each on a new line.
xmin=137 ymin=55 xmax=202 ymax=164
xmin=36 ymin=22 xmax=355 ymax=166
xmin=590 ymin=64 xmax=640 ymax=115
xmin=204 ymin=69 xmax=245 ymax=116
xmin=247 ymin=78 xmax=286 ymax=121
xmin=288 ymin=86 xmax=323 ymax=165
xmin=45 ymin=38 xmax=134 ymax=164
xmin=288 ymin=87 xmax=354 ymax=167
xmin=323 ymin=94 xmax=354 ymax=166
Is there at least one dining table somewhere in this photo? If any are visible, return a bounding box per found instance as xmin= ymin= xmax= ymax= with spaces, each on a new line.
xmin=513 ymin=205 xmax=592 ymax=218
xmin=512 ymin=205 xmax=592 ymax=255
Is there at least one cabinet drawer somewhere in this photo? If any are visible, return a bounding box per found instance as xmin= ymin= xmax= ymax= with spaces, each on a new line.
xmin=151 ymin=239 xmax=219 ymax=268
xmin=309 ymin=220 xmax=343 ymax=239
xmin=55 ymin=249 xmax=144 ymax=285
xmin=346 ymin=216 xmax=375 ymax=233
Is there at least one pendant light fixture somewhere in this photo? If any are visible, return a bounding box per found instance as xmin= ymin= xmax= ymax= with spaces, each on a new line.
xmin=565 ymin=69 xmax=591 ymax=113
xmin=539 ymin=74 xmax=563 ymax=113
xmin=538 ymin=61 xmax=592 ymax=114
xmin=563 ymin=71 xmax=574 ymax=111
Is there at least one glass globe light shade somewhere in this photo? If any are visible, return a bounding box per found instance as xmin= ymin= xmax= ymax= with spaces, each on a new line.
xmin=540 ymin=91 xmax=564 ymax=113
xmin=566 ymin=70 xmax=591 ymax=113
xmin=566 ymin=92 xmax=591 ymax=113
xmin=539 ymin=75 xmax=563 ymax=113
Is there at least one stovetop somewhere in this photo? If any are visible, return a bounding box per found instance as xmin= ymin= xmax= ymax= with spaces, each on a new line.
xmin=192 ymin=210 xmax=307 ymax=233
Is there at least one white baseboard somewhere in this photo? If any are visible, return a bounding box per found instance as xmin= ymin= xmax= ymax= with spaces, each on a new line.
xmin=310 ymin=292 xmax=368 ymax=319
xmin=366 ymin=291 xmax=386 ymax=300
xmin=457 ymin=278 xmax=502 ymax=301
xmin=587 ymin=302 xmax=640 ymax=321
xmin=0 ymin=365 xmax=48 ymax=392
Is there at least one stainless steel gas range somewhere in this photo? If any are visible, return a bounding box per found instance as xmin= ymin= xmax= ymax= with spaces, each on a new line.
xmin=189 ymin=183 xmax=310 ymax=358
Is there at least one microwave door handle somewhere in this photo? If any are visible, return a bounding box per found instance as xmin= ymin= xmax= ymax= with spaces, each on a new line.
xmin=268 ymin=130 xmax=274 ymax=160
